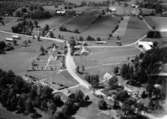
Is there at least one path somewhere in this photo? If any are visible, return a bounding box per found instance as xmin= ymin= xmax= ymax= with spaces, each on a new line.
xmin=88 ymin=34 xmax=147 ymax=49
xmin=113 ymin=16 xmax=130 ymax=37
xmin=0 ymin=30 xmax=64 ymax=43
xmin=142 ymin=16 xmax=153 ymax=30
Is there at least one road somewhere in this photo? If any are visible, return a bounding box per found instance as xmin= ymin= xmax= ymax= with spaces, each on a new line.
xmin=0 ymin=30 xmax=64 ymax=43
xmin=65 ymin=42 xmax=91 ymax=89
xmin=88 ymin=34 xmax=147 ymax=49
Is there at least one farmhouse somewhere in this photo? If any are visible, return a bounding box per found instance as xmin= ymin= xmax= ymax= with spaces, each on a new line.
xmin=56 ymin=9 xmax=66 ymax=15
xmin=109 ymin=6 xmax=117 ymax=13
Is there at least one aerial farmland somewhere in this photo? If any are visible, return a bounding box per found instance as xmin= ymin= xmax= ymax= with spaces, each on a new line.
xmin=0 ymin=0 xmax=167 ymax=119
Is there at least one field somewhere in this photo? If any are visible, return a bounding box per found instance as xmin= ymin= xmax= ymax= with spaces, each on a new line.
xmin=74 ymin=46 xmax=140 ymax=78
xmin=41 ymin=6 xmax=122 ymax=39
xmin=82 ymin=15 xmax=121 ymax=38
xmin=0 ymin=17 xmax=18 ymax=32
xmin=0 ymin=32 xmax=78 ymax=89
xmin=145 ymin=16 xmax=167 ymax=31
xmin=121 ymin=16 xmax=149 ymax=44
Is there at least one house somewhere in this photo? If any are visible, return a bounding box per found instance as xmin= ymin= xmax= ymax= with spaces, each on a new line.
xmin=80 ymin=45 xmax=89 ymax=55
xmin=137 ymin=41 xmax=153 ymax=51
xmin=56 ymin=9 xmax=66 ymax=15
xmin=12 ymin=35 xmax=21 ymax=40
xmin=103 ymin=72 xmax=113 ymax=82
xmin=5 ymin=37 xmax=14 ymax=42
xmin=109 ymin=6 xmax=117 ymax=13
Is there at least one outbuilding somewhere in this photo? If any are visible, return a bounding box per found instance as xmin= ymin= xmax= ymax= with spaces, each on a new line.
xmin=12 ymin=35 xmax=21 ymax=40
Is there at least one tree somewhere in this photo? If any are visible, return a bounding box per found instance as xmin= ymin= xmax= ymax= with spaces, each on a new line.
xmin=33 ymin=20 xmax=38 ymax=28
xmin=0 ymin=17 xmax=5 ymax=25
xmin=147 ymin=31 xmax=161 ymax=38
xmin=62 ymin=101 xmax=79 ymax=116
xmin=108 ymin=76 xmax=118 ymax=89
xmin=42 ymin=24 xmax=50 ymax=36
xmin=115 ymin=90 xmax=130 ymax=102
xmin=53 ymin=95 xmax=64 ymax=107
xmin=85 ymin=74 xmax=99 ymax=88
xmin=54 ymin=110 xmax=67 ymax=119
xmin=24 ymin=98 xmax=35 ymax=114
xmin=120 ymin=63 xmax=134 ymax=80
xmin=97 ymin=37 xmax=101 ymax=41
xmin=114 ymin=66 xmax=119 ymax=75
xmin=87 ymin=35 xmax=95 ymax=41
xmin=79 ymin=36 xmax=84 ymax=41
xmin=40 ymin=46 xmax=46 ymax=55
xmin=98 ymin=99 xmax=108 ymax=110
xmin=49 ymin=31 xmax=54 ymax=38
xmin=0 ymin=41 xmax=6 ymax=53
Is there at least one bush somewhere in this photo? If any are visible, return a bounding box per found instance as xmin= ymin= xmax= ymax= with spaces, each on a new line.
xmin=74 ymin=29 xmax=80 ymax=33
xmin=147 ymin=31 xmax=161 ymax=38
xmin=0 ymin=41 xmax=6 ymax=53
xmin=86 ymin=35 xmax=95 ymax=41
xmin=59 ymin=26 xmax=68 ymax=32
xmin=14 ymin=5 xmax=51 ymax=19
xmin=85 ymin=74 xmax=99 ymax=88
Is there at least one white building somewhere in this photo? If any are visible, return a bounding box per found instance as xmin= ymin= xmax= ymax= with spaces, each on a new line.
xmin=137 ymin=41 xmax=153 ymax=51
xmin=12 ymin=35 xmax=21 ymax=40
xmin=5 ymin=37 xmax=14 ymax=42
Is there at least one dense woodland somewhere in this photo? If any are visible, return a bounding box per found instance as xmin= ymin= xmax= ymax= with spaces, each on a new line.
xmin=0 ymin=69 xmax=91 ymax=119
